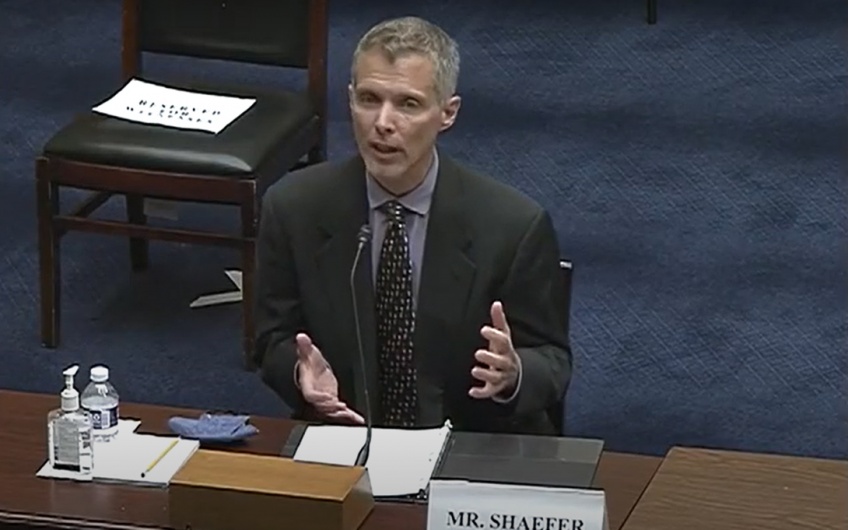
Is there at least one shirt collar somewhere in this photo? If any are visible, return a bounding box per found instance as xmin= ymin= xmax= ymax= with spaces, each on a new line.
xmin=366 ymin=148 xmax=439 ymax=216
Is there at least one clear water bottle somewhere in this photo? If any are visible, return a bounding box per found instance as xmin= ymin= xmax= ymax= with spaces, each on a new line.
xmin=81 ymin=365 xmax=120 ymax=442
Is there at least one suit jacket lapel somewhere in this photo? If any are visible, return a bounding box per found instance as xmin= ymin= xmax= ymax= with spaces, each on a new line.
xmin=313 ymin=157 xmax=379 ymax=417
xmin=414 ymin=156 xmax=476 ymax=422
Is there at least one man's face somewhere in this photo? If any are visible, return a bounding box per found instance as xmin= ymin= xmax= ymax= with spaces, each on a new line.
xmin=349 ymin=49 xmax=460 ymax=194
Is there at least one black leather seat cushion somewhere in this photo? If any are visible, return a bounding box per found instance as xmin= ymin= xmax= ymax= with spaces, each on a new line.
xmin=43 ymin=82 xmax=317 ymax=177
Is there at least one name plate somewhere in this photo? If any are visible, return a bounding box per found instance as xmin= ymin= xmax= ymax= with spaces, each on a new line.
xmin=427 ymin=480 xmax=608 ymax=530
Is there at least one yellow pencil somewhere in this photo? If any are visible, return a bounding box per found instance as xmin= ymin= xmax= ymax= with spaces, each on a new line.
xmin=141 ymin=438 xmax=179 ymax=478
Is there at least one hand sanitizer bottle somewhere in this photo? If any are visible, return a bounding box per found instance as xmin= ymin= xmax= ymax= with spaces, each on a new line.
xmin=47 ymin=365 xmax=93 ymax=475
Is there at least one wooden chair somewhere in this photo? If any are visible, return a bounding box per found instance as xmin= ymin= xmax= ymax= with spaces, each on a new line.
xmin=36 ymin=0 xmax=328 ymax=370
xmin=647 ymin=0 xmax=658 ymax=24
xmin=547 ymin=259 xmax=574 ymax=435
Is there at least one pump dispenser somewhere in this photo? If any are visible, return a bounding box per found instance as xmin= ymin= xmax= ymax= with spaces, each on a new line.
xmin=47 ymin=364 xmax=93 ymax=474
xmin=61 ymin=365 xmax=80 ymax=412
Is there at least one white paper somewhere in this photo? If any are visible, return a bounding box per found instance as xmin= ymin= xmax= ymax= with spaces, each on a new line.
xmin=116 ymin=418 xmax=142 ymax=435
xmin=293 ymin=422 xmax=452 ymax=497
xmin=92 ymin=78 xmax=256 ymax=134
xmin=36 ymin=419 xmax=199 ymax=487
xmin=224 ymin=269 xmax=242 ymax=290
xmin=189 ymin=291 xmax=242 ymax=308
xmin=189 ymin=269 xmax=243 ymax=308
xmin=427 ymin=480 xmax=608 ymax=530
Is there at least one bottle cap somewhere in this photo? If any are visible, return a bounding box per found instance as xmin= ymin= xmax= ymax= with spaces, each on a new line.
xmin=90 ymin=365 xmax=109 ymax=383
xmin=61 ymin=365 xmax=80 ymax=412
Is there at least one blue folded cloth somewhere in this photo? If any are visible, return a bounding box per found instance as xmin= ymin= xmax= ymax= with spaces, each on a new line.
xmin=168 ymin=412 xmax=259 ymax=444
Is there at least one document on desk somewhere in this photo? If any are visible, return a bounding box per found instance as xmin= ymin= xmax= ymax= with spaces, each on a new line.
xmin=36 ymin=420 xmax=200 ymax=487
xmin=293 ymin=421 xmax=452 ymax=497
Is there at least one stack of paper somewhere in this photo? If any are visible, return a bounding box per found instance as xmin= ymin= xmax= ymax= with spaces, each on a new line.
xmin=36 ymin=420 xmax=199 ymax=487
xmin=293 ymin=421 xmax=452 ymax=497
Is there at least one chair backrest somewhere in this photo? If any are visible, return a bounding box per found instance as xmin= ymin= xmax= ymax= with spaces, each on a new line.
xmin=547 ymin=259 xmax=573 ymax=435
xmin=558 ymin=259 xmax=573 ymax=337
xmin=120 ymin=0 xmax=329 ymax=157
xmin=122 ymin=0 xmax=327 ymax=70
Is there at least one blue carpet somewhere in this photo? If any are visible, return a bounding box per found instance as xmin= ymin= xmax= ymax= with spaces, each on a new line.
xmin=0 ymin=0 xmax=845 ymax=459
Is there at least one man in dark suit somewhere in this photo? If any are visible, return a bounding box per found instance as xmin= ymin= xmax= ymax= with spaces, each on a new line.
xmin=254 ymin=16 xmax=571 ymax=435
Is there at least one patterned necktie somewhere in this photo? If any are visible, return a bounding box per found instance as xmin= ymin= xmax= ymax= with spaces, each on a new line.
xmin=375 ymin=200 xmax=418 ymax=427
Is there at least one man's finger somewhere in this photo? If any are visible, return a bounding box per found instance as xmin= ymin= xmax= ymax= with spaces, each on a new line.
xmin=471 ymin=365 xmax=503 ymax=385
xmin=468 ymin=384 xmax=496 ymax=399
xmin=327 ymin=408 xmax=366 ymax=424
xmin=303 ymin=389 xmax=338 ymax=406
xmin=474 ymin=349 xmax=511 ymax=371
xmin=480 ymin=327 xmax=511 ymax=353
xmin=315 ymin=400 xmax=350 ymax=414
xmin=308 ymin=393 xmax=341 ymax=407
xmin=490 ymin=301 xmax=510 ymax=335
xmin=295 ymin=333 xmax=314 ymax=361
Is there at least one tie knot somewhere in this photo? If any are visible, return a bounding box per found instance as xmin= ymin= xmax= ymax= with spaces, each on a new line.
xmin=381 ymin=200 xmax=406 ymax=223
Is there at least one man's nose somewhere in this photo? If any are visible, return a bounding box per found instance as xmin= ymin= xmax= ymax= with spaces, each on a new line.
xmin=375 ymin=103 xmax=396 ymax=133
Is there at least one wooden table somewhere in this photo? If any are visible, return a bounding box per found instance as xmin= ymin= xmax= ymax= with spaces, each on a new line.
xmin=621 ymin=446 xmax=848 ymax=530
xmin=0 ymin=390 xmax=661 ymax=530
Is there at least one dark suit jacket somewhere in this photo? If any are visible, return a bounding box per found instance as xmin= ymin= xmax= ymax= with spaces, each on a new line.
xmin=254 ymin=153 xmax=572 ymax=435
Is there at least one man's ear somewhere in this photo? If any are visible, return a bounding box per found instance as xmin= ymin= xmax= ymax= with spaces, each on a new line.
xmin=439 ymin=95 xmax=462 ymax=132
xmin=348 ymin=83 xmax=355 ymax=107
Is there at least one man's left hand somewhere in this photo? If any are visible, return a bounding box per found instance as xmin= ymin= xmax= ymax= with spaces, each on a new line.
xmin=469 ymin=301 xmax=520 ymax=399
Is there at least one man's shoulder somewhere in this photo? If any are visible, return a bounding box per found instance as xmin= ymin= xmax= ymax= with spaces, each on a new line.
xmin=445 ymin=156 xmax=546 ymax=220
xmin=264 ymin=156 xmax=362 ymax=208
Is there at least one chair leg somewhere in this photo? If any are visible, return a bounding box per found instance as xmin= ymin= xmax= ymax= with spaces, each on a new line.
xmin=125 ymin=194 xmax=149 ymax=271
xmin=37 ymin=173 xmax=60 ymax=348
xmin=241 ymin=240 xmax=256 ymax=371
xmin=647 ymin=0 xmax=657 ymax=24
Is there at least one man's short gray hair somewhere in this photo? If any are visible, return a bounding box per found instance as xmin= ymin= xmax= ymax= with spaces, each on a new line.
xmin=351 ymin=16 xmax=460 ymax=102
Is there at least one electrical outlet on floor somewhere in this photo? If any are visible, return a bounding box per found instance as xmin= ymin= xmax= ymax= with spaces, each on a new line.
xmin=143 ymin=199 xmax=179 ymax=221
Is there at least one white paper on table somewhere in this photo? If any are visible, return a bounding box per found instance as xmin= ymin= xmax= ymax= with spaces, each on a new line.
xmin=92 ymin=78 xmax=256 ymax=134
xmin=35 ymin=419 xmax=199 ymax=487
xmin=293 ymin=421 xmax=452 ymax=497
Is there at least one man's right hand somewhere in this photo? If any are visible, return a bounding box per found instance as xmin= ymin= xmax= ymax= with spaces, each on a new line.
xmin=296 ymin=333 xmax=365 ymax=424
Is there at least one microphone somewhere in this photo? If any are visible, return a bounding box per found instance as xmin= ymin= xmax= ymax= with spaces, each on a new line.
xmin=351 ymin=224 xmax=373 ymax=466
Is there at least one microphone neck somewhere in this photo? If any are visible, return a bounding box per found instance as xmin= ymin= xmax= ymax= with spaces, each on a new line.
xmin=351 ymin=226 xmax=373 ymax=467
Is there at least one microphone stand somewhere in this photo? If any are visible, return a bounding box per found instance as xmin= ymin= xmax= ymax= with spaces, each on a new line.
xmin=351 ymin=225 xmax=373 ymax=466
